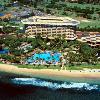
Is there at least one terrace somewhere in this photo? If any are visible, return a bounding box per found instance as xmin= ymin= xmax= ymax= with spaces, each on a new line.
xmin=21 ymin=16 xmax=80 ymax=26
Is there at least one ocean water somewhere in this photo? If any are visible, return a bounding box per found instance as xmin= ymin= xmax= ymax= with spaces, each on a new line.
xmin=0 ymin=77 xmax=100 ymax=100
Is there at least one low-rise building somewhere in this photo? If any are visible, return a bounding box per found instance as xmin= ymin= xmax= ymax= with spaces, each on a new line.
xmin=77 ymin=32 xmax=100 ymax=46
xmin=18 ymin=42 xmax=32 ymax=53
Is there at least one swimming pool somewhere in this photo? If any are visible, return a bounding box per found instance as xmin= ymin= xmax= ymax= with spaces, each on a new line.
xmin=0 ymin=49 xmax=9 ymax=54
xmin=0 ymin=13 xmax=4 ymax=16
xmin=27 ymin=51 xmax=61 ymax=64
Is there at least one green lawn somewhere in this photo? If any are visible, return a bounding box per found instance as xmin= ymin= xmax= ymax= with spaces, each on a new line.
xmin=17 ymin=64 xmax=61 ymax=70
xmin=0 ymin=0 xmax=11 ymax=5
xmin=79 ymin=20 xmax=100 ymax=29
xmin=0 ymin=62 xmax=4 ymax=64
xmin=17 ymin=64 xmax=100 ymax=70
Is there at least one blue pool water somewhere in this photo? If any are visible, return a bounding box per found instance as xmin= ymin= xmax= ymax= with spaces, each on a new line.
xmin=0 ymin=49 xmax=9 ymax=54
xmin=27 ymin=52 xmax=61 ymax=64
xmin=0 ymin=13 xmax=4 ymax=16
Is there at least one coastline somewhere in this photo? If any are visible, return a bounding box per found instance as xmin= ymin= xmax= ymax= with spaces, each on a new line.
xmin=0 ymin=64 xmax=100 ymax=79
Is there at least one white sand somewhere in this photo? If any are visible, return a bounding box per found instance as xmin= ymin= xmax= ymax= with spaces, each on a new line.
xmin=0 ymin=64 xmax=100 ymax=78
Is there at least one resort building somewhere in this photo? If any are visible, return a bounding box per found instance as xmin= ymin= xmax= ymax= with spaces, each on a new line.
xmin=77 ymin=32 xmax=100 ymax=47
xmin=21 ymin=16 xmax=80 ymax=40
xmin=18 ymin=42 xmax=32 ymax=53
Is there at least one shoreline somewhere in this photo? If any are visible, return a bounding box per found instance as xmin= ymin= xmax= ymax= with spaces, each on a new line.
xmin=0 ymin=64 xmax=100 ymax=79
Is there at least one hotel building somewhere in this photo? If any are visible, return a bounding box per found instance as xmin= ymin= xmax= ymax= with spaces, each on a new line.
xmin=21 ymin=16 xmax=80 ymax=40
xmin=77 ymin=32 xmax=100 ymax=47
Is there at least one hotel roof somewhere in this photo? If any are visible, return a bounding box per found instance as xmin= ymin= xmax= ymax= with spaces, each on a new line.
xmin=21 ymin=16 xmax=80 ymax=26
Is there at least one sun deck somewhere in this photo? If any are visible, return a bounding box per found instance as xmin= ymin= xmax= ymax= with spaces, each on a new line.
xmin=21 ymin=16 xmax=80 ymax=26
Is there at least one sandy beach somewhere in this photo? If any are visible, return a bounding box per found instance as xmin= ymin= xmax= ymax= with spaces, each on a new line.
xmin=0 ymin=64 xmax=100 ymax=78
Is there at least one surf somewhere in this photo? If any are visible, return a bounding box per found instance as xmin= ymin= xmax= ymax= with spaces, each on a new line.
xmin=11 ymin=78 xmax=100 ymax=91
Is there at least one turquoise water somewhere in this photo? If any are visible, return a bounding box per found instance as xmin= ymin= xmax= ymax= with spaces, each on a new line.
xmin=27 ymin=52 xmax=61 ymax=64
xmin=34 ymin=75 xmax=100 ymax=85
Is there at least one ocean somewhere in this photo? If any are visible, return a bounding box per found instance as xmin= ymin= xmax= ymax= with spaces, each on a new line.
xmin=0 ymin=76 xmax=100 ymax=100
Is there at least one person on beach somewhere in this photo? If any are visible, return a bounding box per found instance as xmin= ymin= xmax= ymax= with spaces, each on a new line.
xmin=60 ymin=56 xmax=66 ymax=70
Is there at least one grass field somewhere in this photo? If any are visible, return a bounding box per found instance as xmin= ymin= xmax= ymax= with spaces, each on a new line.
xmin=79 ymin=20 xmax=100 ymax=29
xmin=17 ymin=64 xmax=100 ymax=70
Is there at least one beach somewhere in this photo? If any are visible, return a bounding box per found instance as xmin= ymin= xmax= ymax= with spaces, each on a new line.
xmin=0 ymin=64 xmax=100 ymax=100
xmin=0 ymin=64 xmax=100 ymax=78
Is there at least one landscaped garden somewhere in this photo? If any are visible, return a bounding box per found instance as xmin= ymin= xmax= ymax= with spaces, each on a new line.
xmin=0 ymin=32 xmax=100 ymax=69
xmin=36 ymin=1 xmax=100 ymax=32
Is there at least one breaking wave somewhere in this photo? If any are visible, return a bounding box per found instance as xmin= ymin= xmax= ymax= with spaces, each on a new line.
xmin=11 ymin=78 xmax=100 ymax=91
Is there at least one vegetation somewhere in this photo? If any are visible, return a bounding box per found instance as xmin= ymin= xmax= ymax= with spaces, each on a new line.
xmin=0 ymin=33 xmax=100 ymax=66
xmin=43 ymin=1 xmax=100 ymax=31
xmin=0 ymin=0 xmax=100 ymax=69
xmin=0 ymin=0 xmax=100 ymax=31
xmin=78 ymin=20 xmax=100 ymax=31
xmin=17 ymin=64 xmax=100 ymax=70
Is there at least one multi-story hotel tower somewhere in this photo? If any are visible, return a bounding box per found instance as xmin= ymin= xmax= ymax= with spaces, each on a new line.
xmin=21 ymin=16 xmax=80 ymax=40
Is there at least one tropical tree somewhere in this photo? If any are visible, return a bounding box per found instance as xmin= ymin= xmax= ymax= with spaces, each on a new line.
xmin=79 ymin=43 xmax=96 ymax=64
xmin=67 ymin=51 xmax=75 ymax=66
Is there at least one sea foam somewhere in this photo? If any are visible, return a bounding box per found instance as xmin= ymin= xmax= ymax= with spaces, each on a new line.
xmin=11 ymin=78 xmax=99 ymax=91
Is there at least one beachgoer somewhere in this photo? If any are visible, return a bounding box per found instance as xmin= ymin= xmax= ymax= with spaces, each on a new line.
xmin=61 ymin=57 xmax=66 ymax=70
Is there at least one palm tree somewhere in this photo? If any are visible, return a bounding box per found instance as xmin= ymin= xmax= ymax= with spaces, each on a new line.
xmin=14 ymin=27 xmax=20 ymax=39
